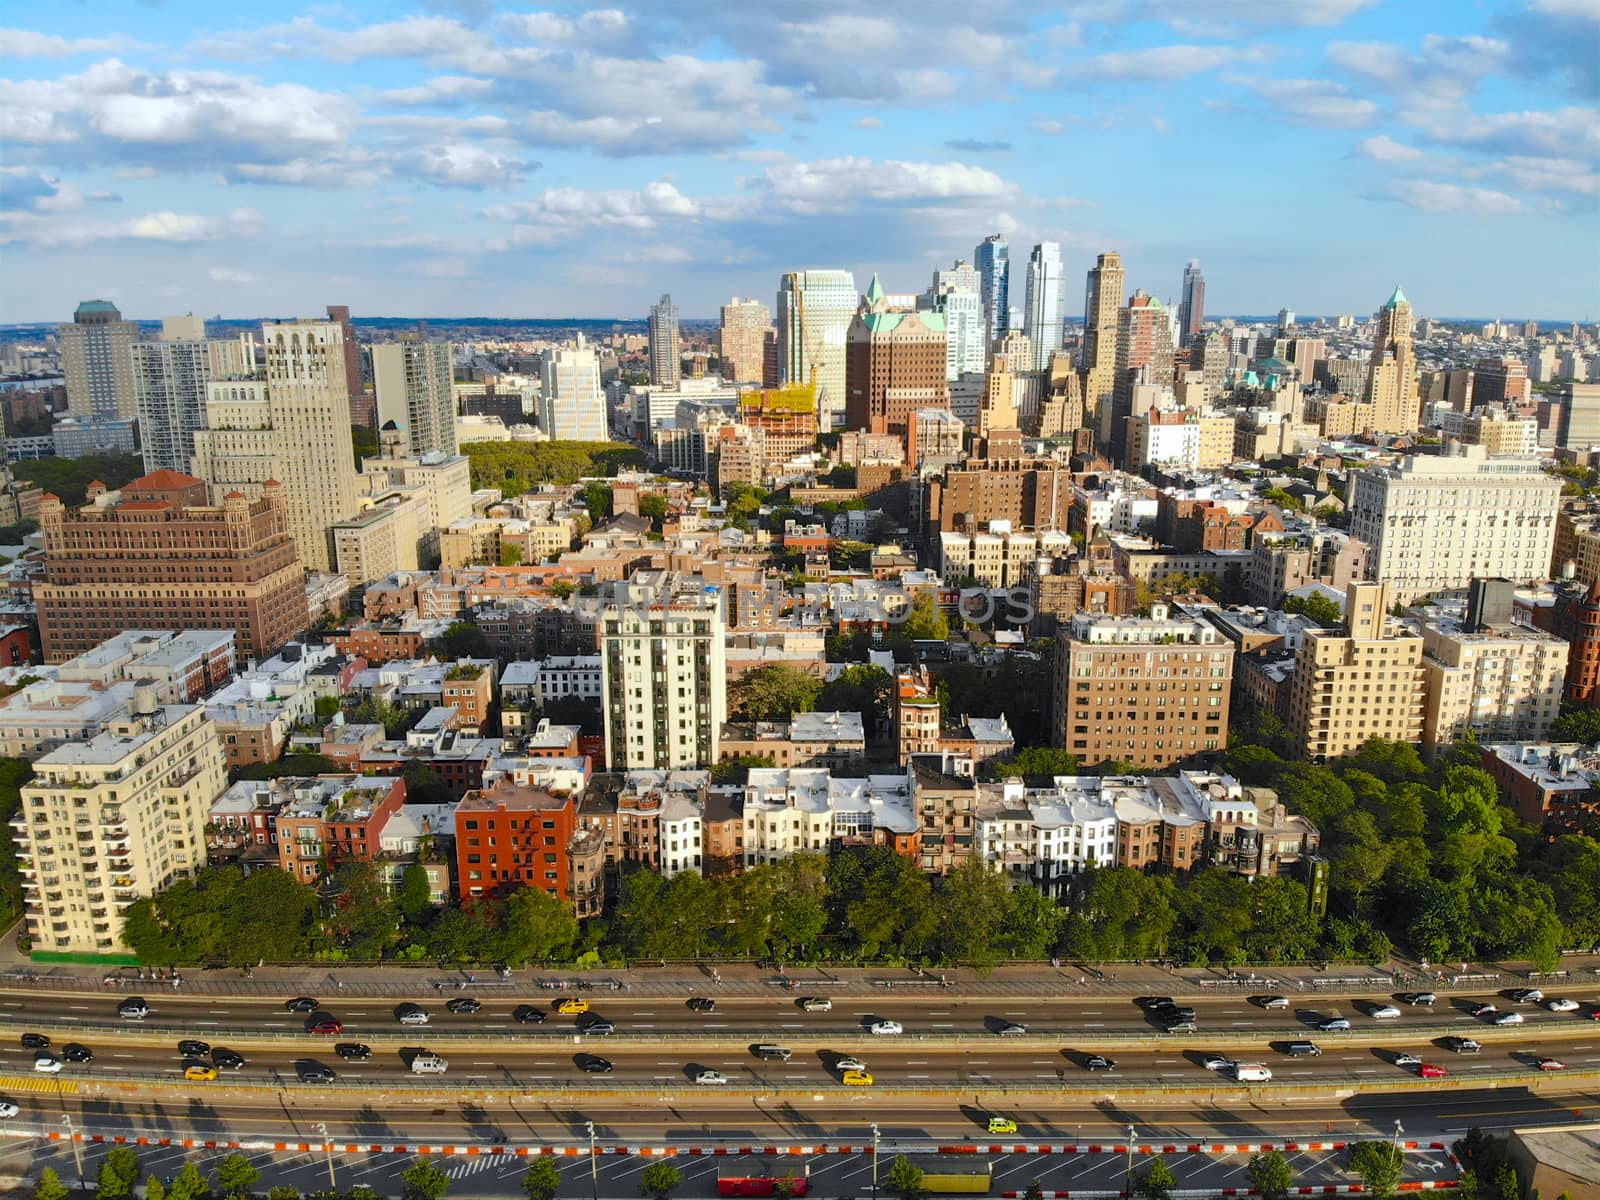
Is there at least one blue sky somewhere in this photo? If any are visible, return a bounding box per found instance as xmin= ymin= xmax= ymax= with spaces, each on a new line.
xmin=1 ymin=0 xmax=1596 ymax=323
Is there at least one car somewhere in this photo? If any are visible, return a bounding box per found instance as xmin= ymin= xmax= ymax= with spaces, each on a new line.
xmin=212 ymin=1050 xmax=245 ymax=1070
xmin=183 ymin=1064 xmax=218 ymax=1082
xmin=582 ymin=1018 xmax=617 ymax=1036
xmin=1445 ymin=1037 xmax=1482 ymax=1054
xmin=687 ymin=998 xmax=716 ymax=1013
xmin=1158 ymin=1004 xmax=1197 ymax=1020
xmin=869 ymin=1020 xmax=903 ymax=1035
xmin=1393 ymin=1052 xmax=1422 ymax=1067
xmin=833 ymin=1056 xmax=867 ymax=1073
xmin=1546 ymin=997 xmax=1580 ymax=1012
xmin=513 ymin=1005 xmax=548 ymax=1024
xmin=285 ymin=997 xmax=320 ymax=1013
xmin=1138 ymin=996 xmax=1176 ymax=1011
xmin=841 ymin=1069 xmax=874 ymax=1086
xmin=1163 ymin=1020 xmax=1198 ymax=1034
xmin=396 ymin=1004 xmax=430 ymax=1026
xmin=1536 ymin=1057 xmax=1567 ymax=1071
xmin=446 ymin=998 xmax=480 ymax=1014
xmin=1471 ymin=1003 xmax=1499 ymax=1018
xmin=576 ymin=1054 xmax=613 ymax=1073
xmin=117 ymin=998 xmax=149 ymax=1020
xmin=1419 ymin=1063 xmax=1448 ymax=1079
xmin=996 ymin=1022 xmax=1029 ymax=1036
xmin=800 ymin=997 xmax=833 ymax=1012
xmin=694 ymin=1069 xmax=728 ymax=1085
xmin=33 ymin=1056 xmax=62 ymax=1074
xmin=1399 ymin=992 xmax=1437 ymax=1006
xmin=752 ymin=1044 xmax=793 ymax=1062
xmin=1085 ymin=1055 xmax=1117 ymax=1071
xmin=178 ymin=1039 xmax=210 ymax=1058
xmin=1510 ymin=988 xmax=1544 ymax=1004
xmin=1492 ymin=1010 xmax=1526 ymax=1026
xmin=986 ymin=1117 xmax=1018 ymax=1135
xmin=308 ymin=1017 xmax=343 ymax=1035
xmin=1286 ymin=1042 xmax=1323 ymax=1057
xmin=1589 ymin=1007 xmax=1600 ymax=1021
xmin=0 ymin=1103 xmax=17 ymax=1119
xmin=1367 ymin=1005 xmax=1402 ymax=1020
xmin=335 ymin=1043 xmax=371 ymax=1061
xmin=1318 ymin=1017 xmax=1352 ymax=1032
xmin=61 ymin=1045 xmax=92 ymax=1064
xmin=1202 ymin=1054 xmax=1232 ymax=1071
xmin=557 ymin=998 xmax=589 ymax=1015
xmin=19 ymin=1034 xmax=48 ymax=1050
xmin=296 ymin=1063 xmax=336 ymax=1084
xmin=1260 ymin=995 xmax=1290 ymax=1009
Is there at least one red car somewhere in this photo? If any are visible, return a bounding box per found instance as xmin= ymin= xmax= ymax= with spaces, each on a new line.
xmin=307 ymin=1017 xmax=343 ymax=1035
xmin=1535 ymin=1057 xmax=1566 ymax=1071
xmin=1418 ymin=1063 xmax=1448 ymax=1079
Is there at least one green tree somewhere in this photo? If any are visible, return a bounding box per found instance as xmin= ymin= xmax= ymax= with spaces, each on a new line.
xmin=522 ymin=1156 xmax=562 ymax=1200
xmin=737 ymin=663 xmax=823 ymax=721
xmin=33 ymin=1168 xmax=69 ymax=1200
xmin=397 ymin=864 xmax=434 ymax=924
xmin=145 ymin=1178 xmax=167 ymax=1200
xmin=550 ymin=579 xmax=576 ymax=600
xmin=351 ymin=423 xmax=379 ymax=467
xmin=709 ymin=754 xmax=776 ymax=785
xmin=95 ymin=1146 xmax=142 ymax=1200
xmin=815 ymin=665 xmax=894 ymax=736
xmin=1548 ymin=705 xmax=1600 ymax=743
xmin=1059 ymin=869 xmax=1176 ymax=962
xmin=1134 ymin=1157 xmax=1177 ymax=1200
xmin=12 ymin=452 xmax=144 ymax=506
xmin=639 ymin=1162 xmax=681 ymax=1200
xmin=313 ymin=695 xmax=342 ymax=721
xmin=994 ymin=747 xmax=1082 ymax=779
xmin=500 ymin=542 xmax=524 ymax=566
xmin=266 ymin=1188 xmax=301 ymax=1200
xmin=327 ymin=858 xmax=401 ymax=958
xmin=401 ymin=1156 xmax=451 ymax=1200
xmin=1247 ymin=1150 xmax=1294 ymax=1200
xmin=213 ymin=1154 xmax=260 ymax=1198
xmin=934 ymin=859 xmax=1014 ymax=968
xmin=1347 ymin=1142 xmax=1403 ymax=1199
xmin=167 ymin=1162 xmax=210 ymax=1200
xmin=433 ymin=620 xmax=491 ymax=661
xmin=1281 ymin=591 xmax=1343 ymax=626
xmin=638 ymin=493 xmax=669 ymax=528
xmin=580 ymin=481 xmax=614 ymax=522
xmin=501 ymin=885 xmax=580 ymax=963
xmin=884 ymin=1155 xmax=926 ymax=1200
xmin=898 ymin=593 xmax=949 ymax=643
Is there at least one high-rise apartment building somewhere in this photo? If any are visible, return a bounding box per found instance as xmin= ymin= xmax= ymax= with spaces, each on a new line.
xmin=372 ymin=341 xmax=457 ymax=457
xmin=1364 ymin=285 xmax=1421 ymax=434
xmin=1177 ymin=259 xmax=1206 ymax=342
xmin=190 ymin=319 xmax=362 ymax=572
xmin=648 ymin=294 xmax=681 ymax=388
xmin=34 ymin=471 xmax=309 ymax=666
xmin=537 ymin=337 xmax=608 ymax=440
xmin=924 ymin=261 xmax=985 ymax=380
xmin=777 ymin=269 xmax=857 ymax=430
xmin=844 ymin=276 xmax=949 ymax=457
xmin=599 ymin=572 xmax=727 ymax=770
xmin=132 ymin=318 xmax=250 ymax=474
xmin=326 ymin=305 xmax=373 ymax=427
xmin=718 ymin=297 xmax=771 ymax=385
xmin=1081 ymin=252 xmax=1125 ymax=439
xmin=974 ymin=234 xmax=1010 ymax=349
xmin=1471 ymin=356 xmax=1531 ymax=408
xmin=1051 ymin=604 xmax=1234 ymax=768
xmin=61 ymin=300 xmax=138 ymax=422
xmin=1286 ymin=581 xmax=1425 ymax=760
xmin=1022 ymin=242 xmax=1065 ymax=371
xmin=1347 ymin=444 xmax=1561 ymax=603
xmin=1558 ymin=382 xmax=1600 ymax=449
xmin=14 ymin=700 xmax=225 ymax=954
xmin=1109 ymin=291 xmax=1174 ymax=457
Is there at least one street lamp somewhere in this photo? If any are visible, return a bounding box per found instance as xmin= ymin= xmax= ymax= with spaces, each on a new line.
xmin=315 ymin=1121 xmax=335 ymax=1192
xmin=1124 ymin=1125 xmax=1135 ymax=1198
xmin=1390 ymin=1119 xmax=1404 ymax=1164
xmin=871 ymin=1123 xmax=881 ymax=1200
xmin=61 ymin=1112 xmax=84 ymax=1190
xmin=586 ymin=1120 xmax=598 ymax=1200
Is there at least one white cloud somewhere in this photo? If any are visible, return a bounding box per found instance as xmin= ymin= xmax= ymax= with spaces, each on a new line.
xmin=761 ymin=157 xmax=1011 ymax=214
xmin=1074 ymin=44 xmax=1262 ymax=82
xmin=0 ymin=29 xmax=136 ymax=57
xmin=488 ymin=179 xmax=706 ymax=244
xmin=619 ymin=244 xmax=693 ymax=264
xmin=2 ymin=206 xmax=254 ymax=247
xmin=1421 ymin=106 xmax=1600 ymax=164
xmin=1231 ymin=76 xmax=1380 ymax=128
xmin=1354 ymin=135 xmax=1425 ymax=163
xmin=855 ymin=117 xmax=884 ymax=129
xmin=209 ymin=267 xmax=257 ymax=284
xmin=0 ymin=167 xmax=81 ymax=213
xmin=1381 ymin=181 xmax=1525 ymax=216
xmin=401 ymin=143 xmax=531 ymax=188
xmin=1492 ymin=155 xmax=1600 ymax=196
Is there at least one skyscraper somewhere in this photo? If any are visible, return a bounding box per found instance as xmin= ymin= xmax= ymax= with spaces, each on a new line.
xmin=1363 ymin=285 xmax=1420 ymax=434
xmin=924 ymin=260 xmax=985 ymax=381
xmin=845 ymin=274 xmax=949 ymax=456
xmin=1177 ymin=259 xmax=1206 ymax=341
xmin=60 ymin=300 xmax=138 ymax=422
xmin=1022 ymin=243 xmax=1065 ymax=371
xmin=326 ymin=305 xmax=373 ymax=427
xmin=718 ymin=297 xmax=771 ymax=385
xmin=372 ymin=341 xmax=457 ymax=457
xmin=538 ymin=337 xmax=608 ymax=441
xmin=648 ymin=294 xmax=681 ymax=388
xmin=1082 ymin=251 xmax=1125 ymax=439
xmin=1110 ymin=290 xmax=1175 ymax=458
xmin=132 ymin=318 xmax=250 ymax=474
xmin=777 ymin=269 xmax=857 ymax=430
xmin=974 ymin=234 xmax=1010 ymax=350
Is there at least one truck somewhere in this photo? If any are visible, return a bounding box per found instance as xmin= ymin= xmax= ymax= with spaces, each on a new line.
xmin=716 ymin=1159 xmax=811 ymax=1197
xmin=907 ymin=1156 xmax=993 ymax=1194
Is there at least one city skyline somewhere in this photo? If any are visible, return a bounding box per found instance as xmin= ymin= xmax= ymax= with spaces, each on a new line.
xmin=0 ymin=1 xmax=1595 ymax=324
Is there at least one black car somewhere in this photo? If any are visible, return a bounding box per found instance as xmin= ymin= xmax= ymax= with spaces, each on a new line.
xmin=446 ymin=997 xmax=481 ymax=1014
xmin=512 ymin=1006 xmax=547 ymax=1024
xmin=334 ymin=1043 xmax=371 ymax=1061
xmin=212 ymin=1049 xmax=245 ymax=1070
xmin=687 ymin=997 xmax=716 ymax=1013
xmin=117 ymin=998 xmax=149 ymax=1019
xmin=581 ymin=1018 xmax=616 ymax=1036
xmin=296 ymin=1062 xmax=336 ymax=1083
xmin=61 ymin=1044 xmax=93 ymax=1063
xmin=285 ymin=997 xmax=320 ymax=1013
xmin=20 ymin=1034 xmax=48 ymax=1050
xmin=1138 ymin=996 xmax=1176 ymax=1011
xmin=178 ymin=1040 xmax=210 ymax=1058
xmin=576 ymin=1054 xmax=613 ymax=1073
xmin=1085 ymin=1054 xmax=1117 ymax=1071
xmin=1398 ymin=992 xmax=1437 ymax=1006
xmin=1158 ymin=1004 xmax=1197 ymax=1021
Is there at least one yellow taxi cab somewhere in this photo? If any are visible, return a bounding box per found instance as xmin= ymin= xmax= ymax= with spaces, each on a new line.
xmin=841 ymin=1069 xmax=874 ymax=1086
xmin=557 ymin=998 xmax=590 ymax=1015
xmin=986 ymin=1116 xmax=1018 ymax=1135
xmin=184 ymin=1064 xmax=219 ymax=1082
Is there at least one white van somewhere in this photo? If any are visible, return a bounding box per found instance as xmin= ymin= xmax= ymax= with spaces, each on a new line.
xmin=410 ymin=1053 xmax=448 ymax=1075
xmin=1234 ymin=1063 xmax=1273 ymax=1083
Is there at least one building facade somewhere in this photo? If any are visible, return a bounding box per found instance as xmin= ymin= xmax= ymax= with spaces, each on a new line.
xmin=974 ymin=234 xmax=1009 ymax=349
xmin=537 ymin=338 xmax=608 ymax=441
xmin=777 ymin=269 xmax=857 ymax=431
xmin=648 ymin=294 xmax=680 ymax=388
xmin=718 ymin=297 xmax=771 ymax=386
xmin=61 ymin=300 xmax=138 ymax=422
xmin=844 ymin=276 xmax=949 ymax=457
xmin=372 ymin=341 xmax=457 ymax=458
xmin=132 ymin=321 xmax=250 ymax=475
xmin=1022 ymin=242 xmax=1065 ymax=371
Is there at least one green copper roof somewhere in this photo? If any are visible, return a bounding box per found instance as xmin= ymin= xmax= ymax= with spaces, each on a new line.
xmin=1383 ymin=284 xmax=1408 ymax=309
xmin=865 ymin=274 xmax=884 ymax=305
xmin=860 ymin=309 xmax=946 ymax=335
xmin=74 ymin=300 xmax=119 ymax=315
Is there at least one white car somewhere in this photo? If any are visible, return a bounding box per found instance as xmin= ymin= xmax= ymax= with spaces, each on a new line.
xmin=1368 ymin=1005 xmax=1402 ymax=1019
xmin=1202 ymin=1054 xmax=1231 ymax=1071
xmin=1492 ymin=1010 xmax=1525 ymax=1026
xmin=1261 ymin=996 xmax=1290 ymax=1009
xmin=834 ymin=1056 xmax=867 ymax=1072
xmin=1546 ymin=998 xmax=1580 ymax=1012
xmin=1392 ymin=1053 xmax=1422 ymax=1067
xmin=694 ymin=1070 xmax=728 ymax=1085
xmin=869 ymin=1020 xmax=903 ymax=1035
xmin=32 ymin=1057 xmax=61 ymax=1074
xmin=0 ymin=1102 xmax=18 ymax=1119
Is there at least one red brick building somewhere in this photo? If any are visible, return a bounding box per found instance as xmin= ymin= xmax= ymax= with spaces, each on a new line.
xmin=275 ymin=776 xmax=407 ymax=882
xmin=454 ymin=779 xmax=577 ymax=901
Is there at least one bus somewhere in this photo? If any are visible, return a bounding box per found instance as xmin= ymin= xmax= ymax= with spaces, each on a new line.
xmin=716 ymin=1159 xmax=811 ymax=1197
xmin=908 ymin=1156 xmax=993 ymax=1194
